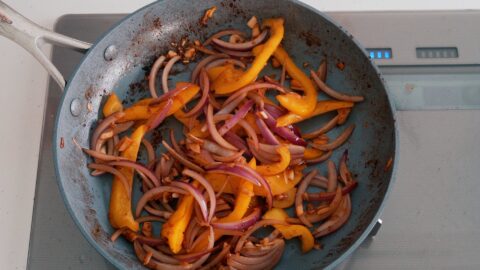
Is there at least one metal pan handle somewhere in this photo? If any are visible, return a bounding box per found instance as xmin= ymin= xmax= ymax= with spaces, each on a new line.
xmin=0 ymin=1 xmax=91 ymax=90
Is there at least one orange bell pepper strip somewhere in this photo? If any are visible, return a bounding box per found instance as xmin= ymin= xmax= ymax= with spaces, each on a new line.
xmin=103 ymin=93 xmax=123 ymax=117
xmin=273 ymin=187 xmax=296 ymax=208
xmin=213 ymin=18 xmax=284 ymax=94
xmin=161 ymin=192 xmax=195 ymax=254
xmin=109 ymin=124 xmax=147 ymax=232
xmin=211 ymin=65 xmax=245 ymax=91
xmin=253 ymin=45 xmax=316 ymax=117
xmin=276 ymin=100 xmax=354 ymax=127
xmin=304 ymin=147 xmax=324 ymax=160
xmin=263 ymin=208 xmax=315 ymax=253
xmin=205 ymin=165 xmax=303 ymax=196
xmin=207 ymin=65 xmax=230 ymax=81
xmin=256 ymin=145 xmax=291 ymax=176
xmin=119 ymin=83 xmax=200 ymax=122
xmin=192 ymin=159 xmax=257 ymax=252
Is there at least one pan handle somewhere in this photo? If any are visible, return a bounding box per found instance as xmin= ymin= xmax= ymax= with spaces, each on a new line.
xmin=0 ymin=1 xmax=91 ymax=90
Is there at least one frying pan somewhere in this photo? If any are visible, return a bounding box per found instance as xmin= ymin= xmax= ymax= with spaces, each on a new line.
xmin=0 ymin=0 xmax=398 ymax=269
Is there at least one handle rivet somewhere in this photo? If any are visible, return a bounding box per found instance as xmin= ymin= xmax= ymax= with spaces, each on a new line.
xmin=104 ymin=45 xmax=117 ymax=61
xmin=70 ymin=98 xmax=82 ymax=116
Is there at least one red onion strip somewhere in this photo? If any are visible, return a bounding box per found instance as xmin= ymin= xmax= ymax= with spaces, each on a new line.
xmin=141 ymin=139 xmax=155 ymax=163
xmin=212 ymin=30 xmax=267 ymax=50
xmin=171 ymin=181 xmax=209 ymax=222
xmin=303 ymin=115 xmax=339 ymax=139
xmin=312 ymin=124 xmax=355 ymax=151
xmin=218 ymin=100 xmax=254 ymax=135
xmin=327 ymin=160 xmax=338 ymax=192
xmin=310 ymin=70 xmax=364 ymax=102
xmin=184 ymin=69 xmax=210 ymax=117
xmin=146 ymin=99 xmax=173 ymax=131
xmin=207 ymin=104 xmax=238 ymax=151
xmin=162 ymin=141 xmax=205 ymax=173
xmin=82 ymin=148 xmax=128 ymax=161
xmin=224 ymin=131 xmax=250 ymax=155
xmin=295 ymin=170 xmax=318 ymax=227
xmin=304 ymin=181 xmax=358 ymax=201
xmin=203 ymin=29 xmax=246 ymax=46
xmin=87 ymin=163 xmax=131 ymax=198
xmin=90 ymin=111 xmax=124 ymax=150
xmin=212 ymin=208 xmax=261 ymax=230
xmin=191 ymin=53 xmax=228 ymax=83
xmin=162 ymin=55 xmax=181 ymax=94
xmin=143 ymin=244 xmax=181 ymax=265
xmin=306 ymin=150 xmax=332 ymax=164
xmin=135 ymin=186 xmax=186 ymax=217
xmin=109 ymin=160 xmax=161 ymax=187
xmin=261 ymin=110 xmax=307 ymax=146
xmin=183 ymin=169 xmax=217 ymax=222
xmin=313 ymin=196 xmax=351 ymax=237
xmin=224 ymin=83 xmax=286 ymax=106
xmin=234 ymin=219 xmax=288 ymax=253
xmin=255 ymin=117 xmax=280 ymax=145
xmin=203 ymin=139 xmax=237 ymax=157
xmin=213 ymin=46 xmax=253 ymax=57
xmin=149 ymin=55 xmax=166 ymax=98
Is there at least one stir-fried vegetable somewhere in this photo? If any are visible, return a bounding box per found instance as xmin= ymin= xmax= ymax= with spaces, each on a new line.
xmin=83 ymin=12 xmax=364 ymax=270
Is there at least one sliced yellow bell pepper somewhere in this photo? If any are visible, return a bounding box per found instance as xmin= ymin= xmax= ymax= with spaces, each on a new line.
xmin=213 ymin=18 xmax=284 ymax=94
xmin=109 ymin=124 xmax=147 ymax=231
xmin=273 ymin=187 xmax=296 ymax=208
xmin=244 ymin=112 xmax=261 ymax=134
xmin=276 ymin=100 xmax=354 ymax=127
xmin=263 ymin=208 xmax=314 ymax=253
xmin=103 ymin=93 xmax=123 ymax=117
xmin=205 ymin=165 xmax=303 ymax=196
xmin=256 ymin=145 xmax=291 ymax=176
xmin=304 ymin=148 xmax=324 ymax=160
xmin=119 ymin=83 xmax=199 ymax=122
xmin=207 ymin=65 xmax=230 ymax=81
xmin=161 ymin=194 xmax=194 ymax=254
xmin=253 ymin=45 xmax=316 ymax=117
xmin=211 ymin=64 xmax=245 ymax=92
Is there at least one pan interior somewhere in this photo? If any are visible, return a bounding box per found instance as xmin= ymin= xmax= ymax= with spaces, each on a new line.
xmin=54 ymin=0 xmax=396 ymax=269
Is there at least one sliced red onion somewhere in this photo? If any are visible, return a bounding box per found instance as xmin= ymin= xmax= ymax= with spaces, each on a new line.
xmin=135 ymin=215 xmax=166 ymax=223
xmin=146 ymin=99 xmax=173 ymax=131
xmin=90 ymin=111 xmax=124 ymax=150
xmin=162 ymin=141 xmax=204 ymax=173
xmin=109 ymin=160 xmax=161 ymax=187
xmin=184 ymin=69 xmax=209 ymax=117
xmin=263 ymin=103 xmax=286 ymax=118
xmin=174 ymin=246 xmax=220 ymax=263
xmin=208 ymin=164 xmax=272 ymax=209
xmin=213 ymin=46 xmax=253 ymax=58
xmin=310 ymin=70 xmax=364 ymax=102
xmin=247 ymin=139 xmax=278 ymax=164
xmin=212 ymin=208 xmax=261 ymax=230
xmin=88 ymin=163 xmax=130 ymax=198
xmin=149 ymin=55 xmax=166 ymax=98
xmin=205 ymin=58 xmax=246 ymax=70
xmin=162 ymin=55 xmax=181 ymax=94
xmin=212 ymin=150 xmax=244 ymax=162
xmin=234 ymin=219 xmax=288 ymax=253
xmin=312 ymin=124 xmax=355 ymax=151
xmin=82 ymin=148 xmax=128 ymax=161
xmin=304 ymin=115 xmax=339 ymax=139
xmin=144 ymin=205 xmax=172 ymax=219
xmin=141 ymin=139 xmax=156 ymax=163
xmin=295 ymin=170 xmax=318 ymax=227
xmin=135 ymin=186 xmax=186 ymax=217
xmin=149 ymin=83 xmax=192 ymax=106
xmin=224 ymin=83 xmax=286 ymax=106
xmin=306 ymin=150 xmax=332 ymax=164
xmin=218 ymin=100 xmax=254 ymax=135
xmin=199 ymin=243 xmax=231 ymax=270
xmin=258 ymin=143 xmax=305 ymax=159
xmin=203 ymin=29 xmax=246 ymax=46
xmin=191 ymin=53 xmax=228 ymax=83
xmin=304 ymin=180 xmax=358 ymax=201
xmin=261 ymin=110 xmax=307 ymax=146
xmin=110 ymin=227 xmax=128 ymax=242
xmin=327 ymin=160 xmax=338 ymax=192
xmin=256 ymin=117 xmax=280 ymax=145
xmin=237 ymin=119 xmax=259 ymax=150
xmin=143 ymin=244 xmax=181 ymax=265
xmin=171 ymin=181 xmax=209 ymax=222
xmin=208 ymin=164 xmax=260 ymax=186
xmin=216 ymin=93 xmax=247 ymax=115
xmin=313 ymin=196 xmax=351 ymax=238
xmin=183 ymin=169 xmax=216 ymax=222
xmin=134 ymin=241 xmax=189 ymax=269
xmin=224 ymin=131 xmax=250 ymax=155
xmin=212 ymin=30 xmax=267 ymax=51
xmin=206 ymin=104 xmax=238 ymax=151
xmin=203 ymin=139 xmax=237 ymax=157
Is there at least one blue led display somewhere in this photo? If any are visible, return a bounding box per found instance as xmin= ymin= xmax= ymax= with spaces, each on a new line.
xmin=367 ymin=48 xmax=392 ymax=60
